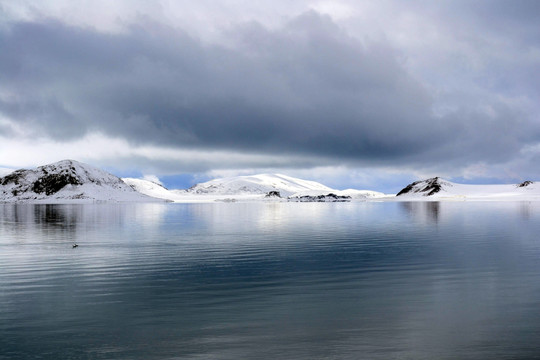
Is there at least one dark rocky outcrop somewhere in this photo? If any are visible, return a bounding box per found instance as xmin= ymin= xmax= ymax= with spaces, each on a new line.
xmin=288 ymin=193 xmax=351 ymax=202
xmin=265 ymin=191 xmax=282 ymax=198
xmin=0 ymin=170 xmax=26 ymax=186
xmin=517 ymin=181 xmax=533 ymax=188
xmin=32 ymin=173 xmax=82 ymax=195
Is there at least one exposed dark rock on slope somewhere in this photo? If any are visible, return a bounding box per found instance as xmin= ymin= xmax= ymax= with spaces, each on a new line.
xmin=265 ymin=191 xmax=282 ymax=198
xmin=396 ymin=177 xmax=451 ymax=197
xmin=517 ymin=181 xmax=533 ymax=188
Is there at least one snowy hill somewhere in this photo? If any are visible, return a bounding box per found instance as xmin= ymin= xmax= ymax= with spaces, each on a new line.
xmin=124 ymin=174 xmax=387 ymax=202
xmin=396 ymin=177 xmax=540 ymax=200
xmin=185 ymin=174 xmax=334 ymax=197
xmin=0 ymin=160 xmax=163 ymax=203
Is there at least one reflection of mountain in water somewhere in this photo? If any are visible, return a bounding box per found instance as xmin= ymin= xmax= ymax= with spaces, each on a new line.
xmin=400 ymin=201 xmax=540 ymax=226
xmin=34 ymin=205 xmax=78 ymax=232
xmin=520 ymin=202 xmax=532 ymax=220
xmin=0 ymin=204 xmax=168 ymax=245
xmin=400 ymin=201 xmax=440 ymax=224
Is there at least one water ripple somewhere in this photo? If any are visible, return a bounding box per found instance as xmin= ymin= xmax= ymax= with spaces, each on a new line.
xmin=2 ymin=202 xmax=540 ymax=359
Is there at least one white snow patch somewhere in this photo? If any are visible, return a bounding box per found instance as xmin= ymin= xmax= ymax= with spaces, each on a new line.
xmin=123 ymin=178 xmax=182 ymax=201
xmin=0 ymin=167 xmax=14 ymax=177
xmin=142 ymin=174 xmax=163 ymax=186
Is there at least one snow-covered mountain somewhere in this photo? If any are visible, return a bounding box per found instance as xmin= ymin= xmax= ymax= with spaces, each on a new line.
xmin=185 ymin=174 xmax=334 ymax=197
xmin=396 ymin=177 xmax=540 ymax=200
xmin=396 ymin=177 xmax=451 ymax=197
xmin=0 ymin=160 xmax=163 ymax=203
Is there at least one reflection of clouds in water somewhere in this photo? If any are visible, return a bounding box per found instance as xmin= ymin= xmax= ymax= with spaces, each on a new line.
xmin=391 ymin=270 xmax=536 ymax=357
xmin=186 ymin=202 xmax=362 ymax=234
xmin=167 ymin=202 xmax=370 ymax=256
xmin=129 ymin=203 xmax=168 ymax=228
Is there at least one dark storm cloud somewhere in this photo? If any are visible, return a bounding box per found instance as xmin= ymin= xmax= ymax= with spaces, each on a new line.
xmin=0 ymin=96 xmax=83 ymax=139
xmin=0 ymin=9 xmax=538 ymax=169
xmin=408 ymin=0 xmax=540 ymax=100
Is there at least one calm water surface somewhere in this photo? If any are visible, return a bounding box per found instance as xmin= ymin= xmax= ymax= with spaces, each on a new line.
xmin=1 ymin=202 xmax=540 ymax=359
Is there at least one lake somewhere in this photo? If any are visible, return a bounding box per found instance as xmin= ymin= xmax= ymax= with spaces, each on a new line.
xmin=1 ymin=201 xmax=540 ymax=359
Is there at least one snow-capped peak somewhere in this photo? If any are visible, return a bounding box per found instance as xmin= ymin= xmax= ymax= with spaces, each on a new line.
xmin=396 ymin=177 xmax=452 ymax=197
xmin=0 ymin=160 xmax=162 ymax=203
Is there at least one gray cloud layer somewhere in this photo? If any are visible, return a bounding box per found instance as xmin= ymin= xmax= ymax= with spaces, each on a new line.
xmin=1 ymin=3 xmax=539 ymax=178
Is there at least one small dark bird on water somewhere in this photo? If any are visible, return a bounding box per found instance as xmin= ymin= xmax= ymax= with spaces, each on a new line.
xmin=72 ymin=244 xmax=78 ymax=248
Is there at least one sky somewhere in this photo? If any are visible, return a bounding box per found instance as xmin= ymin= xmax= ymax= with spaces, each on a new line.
xmin=0 ymin=0 xmax=539 ymax=192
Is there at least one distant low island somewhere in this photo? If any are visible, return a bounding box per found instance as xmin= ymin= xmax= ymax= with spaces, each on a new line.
xmin=0 ymin=160 xmax=538 ymax=203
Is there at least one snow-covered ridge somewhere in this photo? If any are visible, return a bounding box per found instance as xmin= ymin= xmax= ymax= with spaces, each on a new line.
xmin=396 ymin=177 xmax=540 ymax=200
xmin=123 ymin=177 xmax=187 ymax=202
xmin=0 ymin=160 xmax=163 ymax=203
xmin=5 ymin=160 xmax=540 ymax=203
xmin=185 ymin=173 xmax=334 ymax=197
